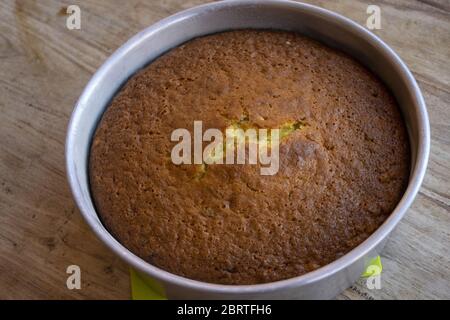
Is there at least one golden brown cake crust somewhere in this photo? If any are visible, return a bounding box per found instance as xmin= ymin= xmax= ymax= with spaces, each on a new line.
xmin=89 ymin=30 xmax=410 ymax=284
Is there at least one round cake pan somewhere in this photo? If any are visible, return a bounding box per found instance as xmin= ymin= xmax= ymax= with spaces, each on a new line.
xmin=66 ymin=0 xmax=430 ymax=299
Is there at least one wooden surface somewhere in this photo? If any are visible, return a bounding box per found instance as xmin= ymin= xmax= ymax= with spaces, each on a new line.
xmin=0 ymin=0 xmax=449 ymax=300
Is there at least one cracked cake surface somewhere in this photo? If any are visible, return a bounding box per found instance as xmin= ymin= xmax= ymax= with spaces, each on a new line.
xmin=89 ymin=30 xmax=410 ymax=284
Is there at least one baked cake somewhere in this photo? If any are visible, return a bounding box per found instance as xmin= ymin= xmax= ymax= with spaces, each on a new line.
xmin=89 ymin=30 xmax=410 ymax=284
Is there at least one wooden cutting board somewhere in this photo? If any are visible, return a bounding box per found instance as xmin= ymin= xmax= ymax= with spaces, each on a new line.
xmin=0 ymin=0 xmax=448 ymax=299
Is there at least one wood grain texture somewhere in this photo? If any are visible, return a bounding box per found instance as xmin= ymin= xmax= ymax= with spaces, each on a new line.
xmin=0 ymin=0 xmax=448 ymax=299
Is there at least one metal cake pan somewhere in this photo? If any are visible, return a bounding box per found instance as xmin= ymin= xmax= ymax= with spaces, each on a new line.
xmin=66 ymin=0 xmax=430 ymax=299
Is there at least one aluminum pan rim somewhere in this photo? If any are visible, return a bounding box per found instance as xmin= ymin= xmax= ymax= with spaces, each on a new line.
xmin=65 ymin=0 xmax=430 ymax=295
